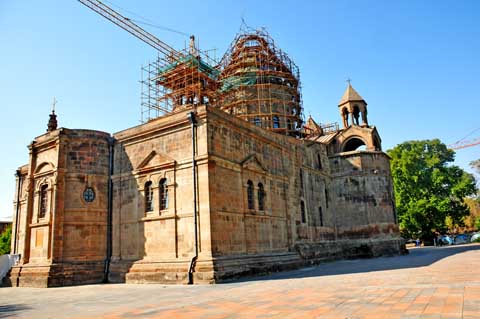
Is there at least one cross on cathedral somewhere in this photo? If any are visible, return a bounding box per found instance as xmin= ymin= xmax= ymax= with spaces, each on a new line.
xmin=346 ymin=78 xmax=352 ymax=85
xmin=52 ymin=97 xmax=57 ymax=112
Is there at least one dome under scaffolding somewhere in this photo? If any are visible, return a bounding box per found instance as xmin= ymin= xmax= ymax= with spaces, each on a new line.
xmin=141 ymin=29 xmax=305 ymax=136
xmin=217 ymin=30 xmax=304 ymax=136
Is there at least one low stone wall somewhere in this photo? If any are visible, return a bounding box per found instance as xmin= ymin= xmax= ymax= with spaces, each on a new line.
xmin=295 ymin=237 xmax=407 ymax=264
xmin=8 ymin=261 xmax=105 ymax=287
xmin=213 ymin=252 xmax=303 ymax=282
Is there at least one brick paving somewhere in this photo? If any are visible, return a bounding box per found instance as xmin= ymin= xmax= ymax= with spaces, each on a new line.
xmin=1 ymin=244 xmax=480 ymax=319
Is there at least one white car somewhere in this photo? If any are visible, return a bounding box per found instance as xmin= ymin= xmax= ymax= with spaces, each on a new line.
xmin=470 ymin=233 xmax=480 ymax=243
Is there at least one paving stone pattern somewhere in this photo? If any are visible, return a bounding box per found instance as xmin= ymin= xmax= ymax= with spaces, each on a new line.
xmin=1 ymin=245 xmax=479 ymax=318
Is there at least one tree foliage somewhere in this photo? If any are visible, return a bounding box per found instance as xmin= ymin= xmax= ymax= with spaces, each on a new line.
xmin=470 ymin=159 xmax=480 ymax=203
xmin=471 ymin=159 xmax=480 ymax=174
xmin=388 ymin=139 xmax=477 ymax=240
xmin=464 ymin=197 xmax=480 ymax=230
xmin=0 ymin=225 xmax=12 ymax=255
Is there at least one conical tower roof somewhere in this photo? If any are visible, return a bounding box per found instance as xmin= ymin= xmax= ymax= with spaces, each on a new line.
xmin=338 ymin=84 xmax=365 ymax=106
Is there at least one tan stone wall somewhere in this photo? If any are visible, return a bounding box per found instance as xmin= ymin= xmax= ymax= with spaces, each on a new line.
xmin=57 ymin=130 xmax=110 ymax=262
xmin=206 ymin=107 xmax=399 ymax=264
xmin=329 ymin=151 xmax=397 ymax=238
xmin=111 ymin=107 xmax=212 ymax=276
xmin=10 ymin=129 xmax=111 ymax=286
xmin=11 ymin=165 xmax=29 ymax=259
xmin=11 ymin=105 xmax=402 ymax=286
xmin=206 ymin=107 xmax=334 ymax=257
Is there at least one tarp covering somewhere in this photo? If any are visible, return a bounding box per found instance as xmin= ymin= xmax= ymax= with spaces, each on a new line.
xmin=219 ymin=74 xmax=295 ymax=92
xmin=158 ymin=54 xmax=219 ymax=81
xmin=219 ymin=72 xmax=257 ymax=92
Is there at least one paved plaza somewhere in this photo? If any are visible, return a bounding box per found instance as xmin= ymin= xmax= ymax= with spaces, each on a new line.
xmin=1 ymin=244 xmax=480 ymax=319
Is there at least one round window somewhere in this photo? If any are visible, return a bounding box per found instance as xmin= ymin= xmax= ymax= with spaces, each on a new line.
xmin=83 ymin=187 xmax=95 ymax=203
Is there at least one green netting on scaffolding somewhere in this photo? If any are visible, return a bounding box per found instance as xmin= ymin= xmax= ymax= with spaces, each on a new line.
xmin=220 ymin=73 xmax=295 ymax=92
xmin=157 ymin=54 xmax=220 ymax=81
xmin=219 ymin=72 xmax=257 ymax=92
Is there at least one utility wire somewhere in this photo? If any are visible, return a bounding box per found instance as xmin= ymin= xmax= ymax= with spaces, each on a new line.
xmin=130 ymin=19 xmax=190 ymax=37
xmin=454 ymin=127 xmax=480 ymax=144
xmin=102 ymin=0 xmax=189 ymax=37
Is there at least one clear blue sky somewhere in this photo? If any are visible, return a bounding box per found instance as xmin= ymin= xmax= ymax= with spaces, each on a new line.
xmin=1 ymin=0 xmax=479 ymax=218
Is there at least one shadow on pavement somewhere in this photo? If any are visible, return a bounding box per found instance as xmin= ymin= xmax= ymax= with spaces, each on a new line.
xmin=0 ymin=304 xmax=30 ymax=318
xmin=226 ymin=244 xmax=480 ymax=284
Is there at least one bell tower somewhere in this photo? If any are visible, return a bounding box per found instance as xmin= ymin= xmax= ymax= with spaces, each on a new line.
xmin=338 ymin=82 xmax=368 ymax=128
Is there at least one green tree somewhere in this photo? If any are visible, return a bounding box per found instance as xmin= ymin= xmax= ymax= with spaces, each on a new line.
xmin=475 ymin=217 xmax=480 ymax=230
xmin=464 ymin=197 xmax=480 ymax=230
xmin=388 ymin=139 xmax=477 ymax=241
xmin=0 ymin=225 xmax=12 ymax=255
xmin=470 ymin=159 xmax=480 ymax=203
xmin=471 ymin=159 xmax=480 ymax=174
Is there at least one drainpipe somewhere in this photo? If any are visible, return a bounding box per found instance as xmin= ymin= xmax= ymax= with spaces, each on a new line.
xmin=103 ymin=136 xmax=115 ymax=283
xmin=13 ymin=170 xmax=22 ymax=255
xmin=187 ymin=112 xmax=198 ymax=284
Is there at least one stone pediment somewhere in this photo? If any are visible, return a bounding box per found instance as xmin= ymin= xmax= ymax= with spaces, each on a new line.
xmin=241 ymin=154 xmax=267 ymax=173
xmin=136 ymin=150 xmax=175 ymax=173
xmin=34 ymin=162 xmax=55 ymax=176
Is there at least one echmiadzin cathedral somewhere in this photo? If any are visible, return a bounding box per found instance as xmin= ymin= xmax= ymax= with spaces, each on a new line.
xmin=8 ymin=30 xmax=405 ymax=287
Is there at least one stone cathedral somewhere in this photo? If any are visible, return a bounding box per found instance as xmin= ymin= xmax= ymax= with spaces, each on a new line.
xmin=9 ymin=31 xmax=405 ymax=287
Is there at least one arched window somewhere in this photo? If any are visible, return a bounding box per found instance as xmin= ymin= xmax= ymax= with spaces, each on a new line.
xmin=247 ymin=180 xmax=254 ymax=210
xmin=144 ymin=181 xmax=153 ymax=212
xmin=300 ymin=200 xmax=306 ymax=223
xmin=287 ymin=119 xmax=293 ymax=131
xmin=343 ymin=137 xmax=367 ymax=152
xmin=299 ymin=169 xmax=304 ymax=192
xmin=325 ymin=188 xmax=329 ymax=209
xmin=257 ymin=183 xmax=265 ymax=211
xmin=317 ymin=153 xmax=322 ymax=170
xmin=39 ymin=184 xmax=48 ymax=219
xmin=342 ymin=108 xmax=349 ymax=127
xmin=353 ymin=105 xmax=360 ymax=125
xmin=245 ymin=39 xmax=259 ymax=47
xmin=319 ymin=206 xmax=323 ymax=227
xmin=254 ymin=117 xmax=261 ymax=127
xmin=273 ymin=116 xmax=280 ymax=129
xmin=159 ymin=178 xmax=168 ymax=210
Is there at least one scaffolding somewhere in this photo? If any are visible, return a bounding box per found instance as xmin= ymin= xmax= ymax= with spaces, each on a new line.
xmin=217 ymin=28 xmax=304 ymax=136
xmin=140 ymin=37 xmax=219 ymax=122
xmin=80 ymin=0 xmax=308 ymax=133
xmin=140 ymin=29 xmax=305 ymax=136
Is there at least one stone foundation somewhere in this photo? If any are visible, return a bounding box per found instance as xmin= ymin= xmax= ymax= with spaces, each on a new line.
xmin=9 ymin=261 xmax=105 ymax=287
xmin=109 ymin=258 xmax=216 ymax=284
xmin=6 ymin=239 xmax=405 ymax=286
xmin=295 ymin=238 xmax=407 ymax=264
xmin=212 ymin=252 xmax=303 ymax=282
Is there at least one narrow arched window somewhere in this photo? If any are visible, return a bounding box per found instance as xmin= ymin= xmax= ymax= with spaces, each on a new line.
xmin=300 ymin=200 xmax=306 ymax=223
xmin=299 ymin=169 xmax=304 ymax=192
xmin=325 ymin=188 xmax=329 ymax=209
xmin=342 ymin=107 xmax=349 ymax=127
xmin=353 ymin=105 xmax=360 ymax=125
xmin=247 ymin=180 xmax=254 ymax=210
xmin=273 ymin=116 xmax=280 ymax=129
xmin=254 ymin=117 xmax=261 ymax=127
xmin=159 ymin=178 xmax=168 ymax=210
xmin=258 ymin=183 xmax=265 ymax=211
xmin=39 ymin=184 xmax=48 ymax=219
xmin=319 ymin=206 xmax=323 ymax=227
xmin=287 ymin=119 xmax=293 ymax=131
xmin=317 ymin=153 xmax=322 ymax=170
xmin=145 ymin=181 xmax=153 ymax=212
